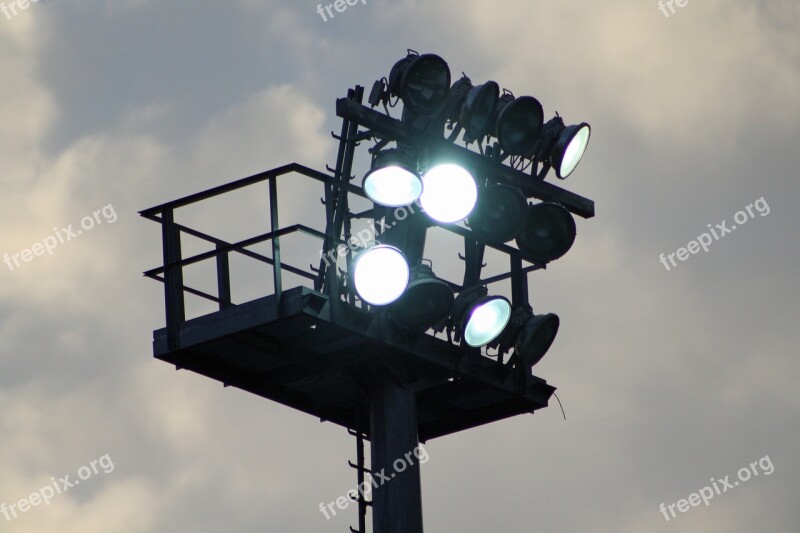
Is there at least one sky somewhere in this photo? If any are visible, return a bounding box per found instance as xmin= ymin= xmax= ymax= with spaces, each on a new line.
xmin=1 ymin=0 xmax=798 ymax=531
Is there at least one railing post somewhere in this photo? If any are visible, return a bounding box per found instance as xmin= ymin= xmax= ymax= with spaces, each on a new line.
xmin=216 ymin=244 xmax=232 ymax=309
xmin=269 ymin=177 xmax=283 ymax=307
xmin=161 ymin=208 xmax=185 ymax=350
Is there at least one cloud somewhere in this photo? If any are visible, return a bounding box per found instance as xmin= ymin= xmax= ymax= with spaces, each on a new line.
xmin=0 ymin=1 xmax=797 ymax=531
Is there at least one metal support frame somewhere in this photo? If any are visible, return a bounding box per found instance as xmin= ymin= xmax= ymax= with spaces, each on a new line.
xmin=510 ymin=255 xmax=528 ymax=308
xmin=336 ymin=97 xmax=595 ymax=219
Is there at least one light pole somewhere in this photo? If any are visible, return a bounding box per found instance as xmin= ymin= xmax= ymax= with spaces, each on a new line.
xmin=142 ymin=50 xmax=595 ymax=533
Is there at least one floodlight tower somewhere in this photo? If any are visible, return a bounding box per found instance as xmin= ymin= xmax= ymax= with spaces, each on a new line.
xmin=142 ymin=50 xmax=595 ymax=533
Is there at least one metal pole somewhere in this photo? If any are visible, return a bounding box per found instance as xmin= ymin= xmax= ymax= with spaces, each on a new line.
xmin=369 ymin=373 xmax=424 ymax=533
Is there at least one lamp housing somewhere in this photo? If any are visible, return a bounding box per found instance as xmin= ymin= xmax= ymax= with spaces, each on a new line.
xmin=388 ymin=51 xmax=451 ymax=117
xmin=515 ymin=202 xmax=576 ymax=264
xmin=391 ymin=263 xmax=454 ymax=331
xmin=467 ymin=184 xmax=528 ymax=244
xmin=493 ymin=93 xmax=544 ymax=156
xmin=494 ymin=306 xmax=560 ymax=368
xmin=552 ymin=122 xmax=591 ymax=179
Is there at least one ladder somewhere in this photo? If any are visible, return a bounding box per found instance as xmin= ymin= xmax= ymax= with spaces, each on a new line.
xmin=347 ymin=425 xmax=371 ymax=532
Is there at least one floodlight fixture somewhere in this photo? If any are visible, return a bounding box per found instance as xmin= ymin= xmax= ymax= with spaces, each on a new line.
xmin=467 ymin=184 xmax=528 ymax=244
xmin=494 ymin=306 xmax=560 ymax=368
xmin=362 ymin=149 xmax=422 ymax=207
xmin=391 ymin=263 xmax=454 ymax=331
xmin=461 ymin=81 xmax=500 ymax=143
xmin=493 ymin=92 xmax=544 ymax=156
xmin=452 ymin=286 xmax=512 ymax=348
xmin=352 ymin=245 xmax=410 ymax=306
xmin=419 ymin=163 xmax=478 ymax=223
xmin=441 ymin=76 xmax=500 ymax=143
xmin=515 ymin=312 xmax=559 ymax=367
xmin=388 ymin=51 xmax=451 ymax=116
xmin=552 ymin=122 xmax=591 ymax=179
xmin=515 ymin=202 xmax=576 ymax=264
xmin=529 ymin=116 xmax=591 ymax=179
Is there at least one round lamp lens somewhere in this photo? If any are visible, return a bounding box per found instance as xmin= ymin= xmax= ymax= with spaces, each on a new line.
xmin=464 ymin=297 xmax=511 ymax=347
xmin=363 ymin=165 xmax=422 ymax=207
xmin=420 ymin=164 xmax=477 ymax=223
xmin=353 ymin=246 xmax=410 ymax=306
xmin=557 ymin=124 xmax=590 ymax=178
